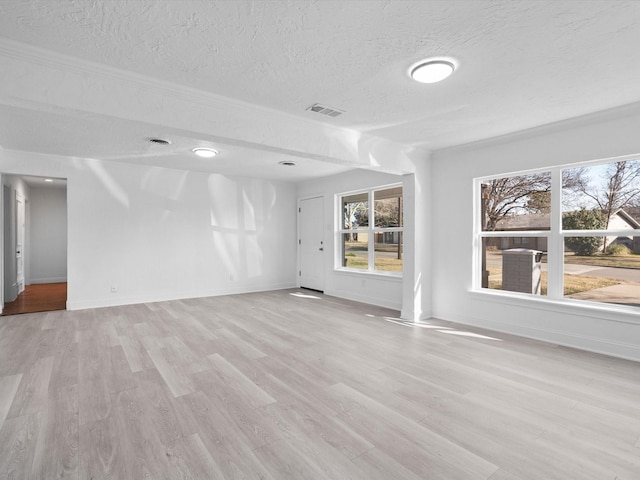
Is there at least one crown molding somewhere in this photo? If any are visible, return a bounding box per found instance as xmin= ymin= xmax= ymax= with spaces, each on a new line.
xmin=434 ymin=100 xmax=640 ymax=157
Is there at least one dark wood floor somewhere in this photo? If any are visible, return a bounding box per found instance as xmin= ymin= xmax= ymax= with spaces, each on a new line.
xmin=2 ymin=282 xmax=67 ymax=316
xmin=0 ymin=289 xmax=639 ymax=479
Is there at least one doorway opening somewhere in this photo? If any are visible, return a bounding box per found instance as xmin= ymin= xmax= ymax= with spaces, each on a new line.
xmin=2 ymin=282 xmax=67 ymax=315
xmin=2 ymin=174 xmax=68 ymax=316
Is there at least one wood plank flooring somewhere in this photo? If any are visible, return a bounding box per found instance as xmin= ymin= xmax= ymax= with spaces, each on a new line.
xmin=2 ymin=282 xmax=67 ymax=316
xmin=0 ymin=289 xmax=639 ymax=479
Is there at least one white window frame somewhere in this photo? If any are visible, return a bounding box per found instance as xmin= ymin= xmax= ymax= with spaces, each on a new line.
xmin=473 ymin=154 xmax=640 ymax=315
xmin=336 ymin=184 xmax=403 ymax=276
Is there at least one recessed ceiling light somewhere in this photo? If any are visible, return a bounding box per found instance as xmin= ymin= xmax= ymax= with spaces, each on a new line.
xmin=192 ymin=148 xmax=218 ymax=158
xmin=279 ymin=161 xmax=297 ymax=167
xmin=410 ymin=59 xmax=456 ymax=83
xmin=44 ymin=178 xmax=53 ymax=182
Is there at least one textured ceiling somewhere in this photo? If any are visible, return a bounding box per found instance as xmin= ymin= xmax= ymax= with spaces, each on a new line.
xmin=0 ymin=104 xmax=352 ymax=182
xmin=1 ymin=0 xmax=640 ymax=178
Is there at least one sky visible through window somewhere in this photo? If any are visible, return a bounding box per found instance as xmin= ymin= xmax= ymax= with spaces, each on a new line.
xmin=563 ymin=160 xmax=640 ymax=213
xmin=563 ymin=163 xmax=606 ymax=212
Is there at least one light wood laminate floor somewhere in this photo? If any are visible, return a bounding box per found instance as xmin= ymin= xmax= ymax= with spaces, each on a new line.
xmin=0 ymin=289 xmax=639 ymax=479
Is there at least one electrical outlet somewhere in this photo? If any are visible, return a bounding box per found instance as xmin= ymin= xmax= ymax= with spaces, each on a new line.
xmin=111 ymin=285 xmax=118 ymax=293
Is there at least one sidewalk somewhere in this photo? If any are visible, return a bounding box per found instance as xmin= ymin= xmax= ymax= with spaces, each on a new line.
xmin=567 ymin=283 xmax=640 ymax=307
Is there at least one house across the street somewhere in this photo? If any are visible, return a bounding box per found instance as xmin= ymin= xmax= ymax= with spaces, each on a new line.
xmin=492 ymin=208 xmax=640 ymax=253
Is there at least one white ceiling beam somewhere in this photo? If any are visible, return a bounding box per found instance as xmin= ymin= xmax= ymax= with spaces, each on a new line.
xmin=0 ymin=38 xmax=427 ymax=175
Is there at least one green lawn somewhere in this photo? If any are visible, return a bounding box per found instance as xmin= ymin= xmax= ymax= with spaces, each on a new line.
xmin=487 ymin=266 xmax=619 ymax=295
xmin=344 ymin=242 xmax=403 ymax=272
xmin=344 ymin=255 xmax=403 ymax=272
xmin=564 ymin=252 xmax=640 ymax=269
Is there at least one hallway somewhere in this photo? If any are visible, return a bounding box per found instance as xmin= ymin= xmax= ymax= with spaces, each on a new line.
xmin=2 ymin=282 xmax=66 ymax=315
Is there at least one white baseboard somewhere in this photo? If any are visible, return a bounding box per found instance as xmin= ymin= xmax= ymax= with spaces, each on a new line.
xmin=66 ymin=282 xmax=297 ymax=310
xmin=433 ymin=308 xmax=640 ymax=363
xmin=323 ymin=288 xmax=402 ymax=312
xmin=30 ymin=277 xmax=67 ymax=284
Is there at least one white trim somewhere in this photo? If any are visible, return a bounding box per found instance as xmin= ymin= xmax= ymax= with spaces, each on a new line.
xmin=560 ymin=229 xmax=640 ymax=236
xmin=475 ymin=152 xmax=640 ymax=186
xmin=469 ymin=288 xmax=640 ymax=323
xmin=480 ymin=230 xmax=550 ymax=237
xmin=30 ymin=277 xmax=66 ymax=284
xmin=333 ymin=267 xmax=403 ymax=280
xmin=66 ymin=283 xmax=297 ymax=311
xmin=324 ymin=288 xmax=402 ymax=311
xmin=548 ymin=168 xmax=563 ymax=299
xmin=434 ymin=303 xmax=640 ymax=363
xmin=438 ymin=106 xmax=640 ymax=157
xmin=336 ymin=182 xmax=405 ymax=198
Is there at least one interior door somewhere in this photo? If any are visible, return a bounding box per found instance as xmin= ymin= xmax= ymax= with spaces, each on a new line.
xmin=3 ymin=185 xmax=18 ymax=303
xmin=299 ymin=196 xmax=325 ymax=291
xmin=15 ymin=192 xmax=25 ymax=294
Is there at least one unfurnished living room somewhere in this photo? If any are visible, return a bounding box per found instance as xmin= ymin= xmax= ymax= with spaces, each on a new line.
xmin=1 ymin=1 xmax=640 ymax=479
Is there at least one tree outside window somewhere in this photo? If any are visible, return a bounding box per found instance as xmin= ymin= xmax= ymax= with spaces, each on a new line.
xmin=477 ymin=158 xmax=640 ymax=308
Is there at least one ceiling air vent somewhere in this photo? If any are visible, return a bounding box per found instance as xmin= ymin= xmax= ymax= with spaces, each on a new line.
xmin=148 ymin=137 xmax=172 ymax=145
xmin=306 ymin=103 xmax=345 ymax=118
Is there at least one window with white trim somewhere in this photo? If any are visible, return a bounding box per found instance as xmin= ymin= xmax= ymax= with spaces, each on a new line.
xmin=338 ymin=185 xmax=403 ymax=274
xmin=476 ymin=156 xmax=640 ymax=308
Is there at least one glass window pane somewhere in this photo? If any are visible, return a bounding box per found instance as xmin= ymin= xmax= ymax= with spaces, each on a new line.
xmin=480 ymin=237 xmax=547 ymax=295
xmin=562 ymin=160 xmax=640 ymax=231
xmin=564 ymin=237 xmax=640 ymax=306
xmin=342 ymin=233 xmax=368 ymax=269
xmin=374 ymin=187 xmax=402 ymax=228
xmin=481 ymin=173 xmax=551 ymax=232
xmin=374 ymin=231 xmax=403 ymax=272
xmin=342 ymin=193 xmax=368 ymax=229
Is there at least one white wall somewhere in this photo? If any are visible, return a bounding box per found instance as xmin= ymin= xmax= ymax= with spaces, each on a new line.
xmin=430 ymin=105 xmax=640 ymax=361
xmin=29 ymin=186 xmax=67 ymax=283
xmin=297 ymin=169 xmax=406 ymax=311
xmin=0 ymin=150 xmax=297 ymax=309
xmin=2 ymin=174 xmax=30 ymax=302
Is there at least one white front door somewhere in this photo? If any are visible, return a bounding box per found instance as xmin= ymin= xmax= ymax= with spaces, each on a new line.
xmin=299 ymin=197 xmax=325 ymax=291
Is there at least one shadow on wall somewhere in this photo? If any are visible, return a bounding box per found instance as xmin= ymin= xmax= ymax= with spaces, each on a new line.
xmin=321 ymin=121 xmax=429 ymax=174
xmin=79 ymin=158 xmax=284 ymax=296
xmin=208 ymin=174 xmax=277 ymax=282
xmin=83 ymin=158 xmax=130 ymax=208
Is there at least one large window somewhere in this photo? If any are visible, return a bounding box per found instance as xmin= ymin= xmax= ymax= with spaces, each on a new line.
xmin=477 ymin=157 xmax=640 ymax=309
xmin=339 ymin=185 xmax=403 ymax=274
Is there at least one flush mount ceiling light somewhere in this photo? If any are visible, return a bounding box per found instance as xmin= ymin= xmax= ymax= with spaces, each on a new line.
xmin=279 ymin=161 xmax=297 ymax=167
xmin=410 ymin=59 xmax=456 ymax=83
xmin=192 ymin=147 xmax=218 ymax=158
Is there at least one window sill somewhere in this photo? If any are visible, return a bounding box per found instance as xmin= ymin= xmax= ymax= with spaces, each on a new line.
xmin=469 ymin=288 xmax=640 ymax=325
xmin=334 ymin=268 xmax=403 ymax=280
